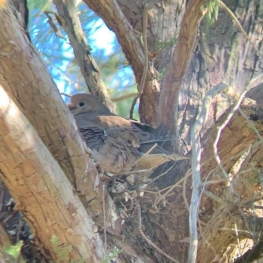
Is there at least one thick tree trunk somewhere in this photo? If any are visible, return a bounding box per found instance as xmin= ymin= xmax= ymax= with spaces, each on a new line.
xmin=0 ymin=0 xmax=107 ymax=225
xmin=0 ymin=86 xmax=104 ymax=262
xmin=0 ymin=2 xmax=108 ymax=261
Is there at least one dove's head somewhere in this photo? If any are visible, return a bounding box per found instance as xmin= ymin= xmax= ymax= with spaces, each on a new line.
xmin=68 ymin=93 xmax=111 ymax=116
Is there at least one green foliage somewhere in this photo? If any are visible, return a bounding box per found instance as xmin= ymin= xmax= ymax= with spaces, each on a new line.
xmin=201 ymin=0 xmax=219 ymax=26
xmin=27 ymin=0 xmax=51 ymax=11
xmin=5 ymin=240 xmax=23 ymax=260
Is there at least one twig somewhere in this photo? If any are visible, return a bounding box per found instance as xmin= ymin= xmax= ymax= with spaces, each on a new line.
xmin=47 ymin=62 xmax=81 ymax=89
xmin=197 ymin=218 xmax=218 ymax=262
xmin=234 ymin=222 xmax=242 ymax=258
xmin=103 ymin=183 xmax=107 ymax=250
xmin=189 ymin=83 xmax=228 ymax=263
xmin=183 ymin=170 xmax=190 ymax=211
xmin=119 ymin=169 xmax=152 ymax=176
xmin=112 ymin=93 xmax=137 ymax=102
xmin=60 ymin=92 xmax=72 ymax=97
xmin=150 ymin=147 xmax=225 ymax=213
xmin=135 ymin=143 xmax=157 ymax=164
xmin=149 ymin=162 xmax=176 ymax=183
xmin=139 ymin=228 xmax=180 ymax=263
xmin=203 ymin=189 xmax=263 ymax=209
xmin=219 ymin=1 xmax=261 ymax=57
xmin=153 ymin=168 xmax=192 ymax=209
xmin=213 ymin=75 xmax=263 ymax=184
xmin=129 ymin=4 xmax=148 ymax=119
xmin=153 ymin=152 xmax=219 ymax=208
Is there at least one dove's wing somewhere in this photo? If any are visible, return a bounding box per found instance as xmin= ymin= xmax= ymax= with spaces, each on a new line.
xmin=79 ymin=126 xmax=141 ymax=175
xmin=78 ymin=127 xmax=106 ymax=151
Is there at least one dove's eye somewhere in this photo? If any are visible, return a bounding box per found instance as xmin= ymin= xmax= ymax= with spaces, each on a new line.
xmin=127 ymin=139 xmax=132 ymax=146
xmin=78 ymin=101 xmax=85 ymax=107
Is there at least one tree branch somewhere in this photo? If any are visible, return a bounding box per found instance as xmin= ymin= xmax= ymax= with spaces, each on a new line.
xmin=159 ymin=0 xmax=206 ymax=134
xmin=83 ymin=0 xmax=161 ymax=126
xmin=0 ymin=1 xmax=105 ymax=225
xmin=53 ymin=0 xmax=114 ymax=110
xmin=129 ymin=3 xmax=148 ymax=119
xmin=189 ymin=83 xmax=228 ymax=263
xmin=0 ymin=86 xmax=104 ymax=262
xmin=83 ymin=0 xmax=144 ymax=78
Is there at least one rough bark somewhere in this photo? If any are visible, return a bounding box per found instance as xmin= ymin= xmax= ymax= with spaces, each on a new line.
xmin=0 ymin=1 xmax=106 ymax=225
xmin=159 ymin=0 xmax=206 ymax=135
xmin=178 ymin=0 xmax=263 ymax=152
xmin=83 ymin=0 xmax=162 ymax=126
xmin=0 ymin=86 xmax=104 ymax=262
xmin=196 ymin=100 xmax=263 ymax=263
xmin=10 ymin=0 xmax=30 ymax=40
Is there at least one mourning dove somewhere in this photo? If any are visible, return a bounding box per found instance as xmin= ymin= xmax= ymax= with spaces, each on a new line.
xmin=79 ymin=126 xmax=141 ymax=174
xmin=68 ymin=93 xmax=161 ymax=143
xmin=68 ymin=93 xmax=191 ymax=175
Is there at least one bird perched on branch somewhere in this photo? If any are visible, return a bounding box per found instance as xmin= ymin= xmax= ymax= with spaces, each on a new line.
xmin=68 ymin=93 xmax=162 ymax=142
xmin=68 ymin=93 xmax=190 ymax=176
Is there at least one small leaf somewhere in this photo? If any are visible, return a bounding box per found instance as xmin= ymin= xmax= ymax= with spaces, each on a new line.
xmin=5 ymin=240 xmax=23 ymax=259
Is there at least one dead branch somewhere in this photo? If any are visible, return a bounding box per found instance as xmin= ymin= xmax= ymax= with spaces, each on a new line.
xmin=112 ymin=93 xmax=137 ymax=102
xmin=189 ymin=83 xmax=228 ymax=263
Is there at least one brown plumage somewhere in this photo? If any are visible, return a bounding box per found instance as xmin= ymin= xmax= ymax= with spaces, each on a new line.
xmin=79 ymin=126 xmax=141 ymax=174
xmin=68 ymin=93 xmax=158 ymax=142
xmin=68 ymin=93 xmax=191 ymax=175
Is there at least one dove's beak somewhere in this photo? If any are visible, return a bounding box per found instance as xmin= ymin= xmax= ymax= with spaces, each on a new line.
xmin=67 ymin=103 xmax=76 ymax=112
